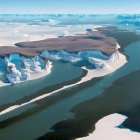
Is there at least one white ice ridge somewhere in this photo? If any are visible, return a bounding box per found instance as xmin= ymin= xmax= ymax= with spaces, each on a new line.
xmin=76 ymin=113 xmax=140 ymax=140
xmin=0 ymin=43 xmax=127 ymax=116
xmin=0 ymin=54 xmax=52 ymax=85
xmin=41 ymin=50 xmax=109 ymax=63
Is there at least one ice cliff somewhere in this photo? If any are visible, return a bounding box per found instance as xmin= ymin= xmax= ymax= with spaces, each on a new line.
xmin=42 ymin=50 xmax=109 ymax=62
xmin=0 ymin=50 xmax=117 ymax=85
xmin=0 ymin=54 xmax=49 ymax=85
xmin=41 ymin=50 xmax=113 ymax=69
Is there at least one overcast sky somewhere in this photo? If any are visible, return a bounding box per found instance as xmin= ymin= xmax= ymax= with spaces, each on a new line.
xmin=0 ymin=0 xmax=140 ymax=14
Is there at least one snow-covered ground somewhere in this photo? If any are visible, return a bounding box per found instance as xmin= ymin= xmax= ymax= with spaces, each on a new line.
xmin=76 ymin=113 xmax=140 ymax=140
xmin=0 ymin=22 xmax=100 ymax=46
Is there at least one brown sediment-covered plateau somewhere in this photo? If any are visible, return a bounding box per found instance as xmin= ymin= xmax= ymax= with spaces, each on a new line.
xmin=0 ymin=29 xmax=117 ymax=57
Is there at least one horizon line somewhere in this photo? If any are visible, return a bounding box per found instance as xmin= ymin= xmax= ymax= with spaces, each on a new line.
xmin=0 ymin=13 xmax=140 ymax=15
xmin=1 ymin=10 xmax=140 ymax=15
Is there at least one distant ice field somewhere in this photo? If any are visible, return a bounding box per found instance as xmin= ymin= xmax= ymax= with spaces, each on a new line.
xmin=0 ymin=14 xmax=140 ymax=46
xmin=0 ymin=22 xmax=99 ymax=46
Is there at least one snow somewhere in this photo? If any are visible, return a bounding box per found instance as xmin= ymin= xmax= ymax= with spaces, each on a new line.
xmin=76 ymin=113 xmax=140 ymax=140
xmin=0 ymin=22 xmax=99 ymax=46
xmin=6 ymin=62 xmax=22 ymax=84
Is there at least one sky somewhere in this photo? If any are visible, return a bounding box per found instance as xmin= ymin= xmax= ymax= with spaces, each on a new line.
xmin=0 ymin=0 xmax=140 ymax=14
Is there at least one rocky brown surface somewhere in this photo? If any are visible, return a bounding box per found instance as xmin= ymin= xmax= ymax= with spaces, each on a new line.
xmin=0 ymin=28 xmax=117 ymax=57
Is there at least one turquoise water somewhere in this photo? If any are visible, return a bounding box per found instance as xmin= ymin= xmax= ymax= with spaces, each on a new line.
xmin=0 ymin=61 xmax=83 ymax=105
xmin=0 ymin=40 xmax=140 ymax=140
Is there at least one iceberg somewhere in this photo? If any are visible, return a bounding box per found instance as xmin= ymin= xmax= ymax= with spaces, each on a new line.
xmin=0 ymin=54 xmax=51 ymax=85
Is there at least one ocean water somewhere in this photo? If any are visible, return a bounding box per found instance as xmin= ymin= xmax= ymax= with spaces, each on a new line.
xmin=0 ymin=14 xmax=140 ymax=140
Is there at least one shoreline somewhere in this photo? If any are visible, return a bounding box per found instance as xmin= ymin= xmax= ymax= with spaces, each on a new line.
xmin=0 ymin=42 xmax=127 ymax=116
xmin=40 ymin=30 xmax=140 ymax=140
xmin=0 ymin=42 xmax=125 ymax=88
xmin=71 ymin=43 xmax=127 ymax=85
xmin=76 ymin=113 xmax=140 ymax=140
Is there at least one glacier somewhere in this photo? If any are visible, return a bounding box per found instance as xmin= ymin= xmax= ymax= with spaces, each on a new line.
xmin=0 ymin=49 xmax=116 ymax=85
